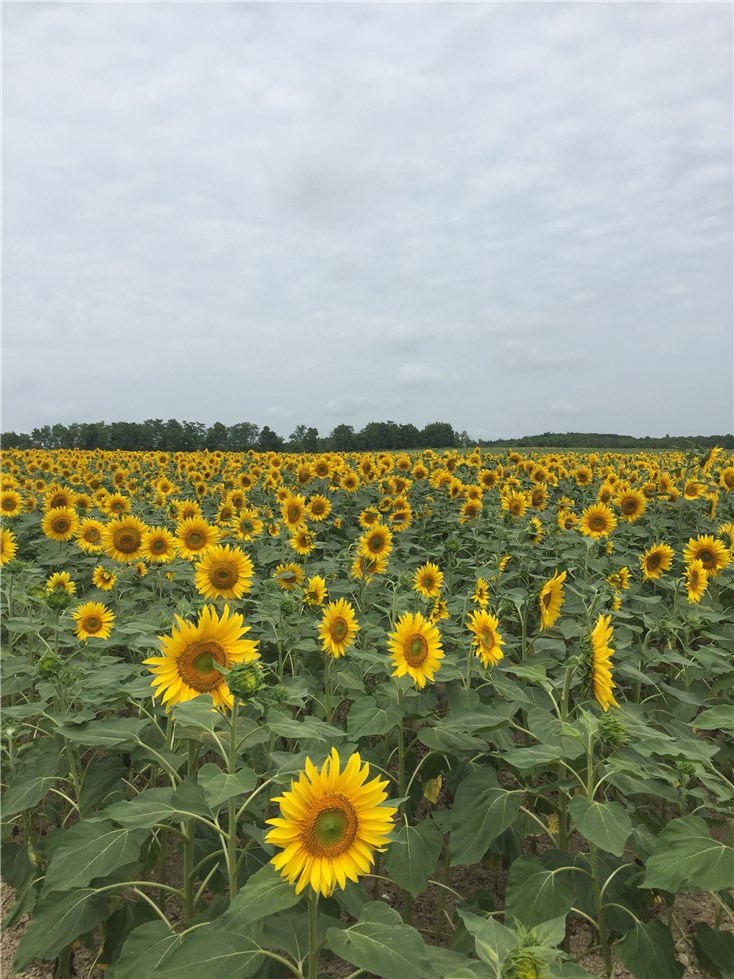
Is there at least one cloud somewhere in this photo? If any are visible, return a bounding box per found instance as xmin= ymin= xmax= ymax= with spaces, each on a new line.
xmin=397 ymin=362 xmax=442 ymax=385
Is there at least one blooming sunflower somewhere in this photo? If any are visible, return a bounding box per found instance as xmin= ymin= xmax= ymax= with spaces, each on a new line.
xmin=358 ymin=524 xmax=393 ymax=561
xmin=143 ymin=526 xmax=178 ymax=564
xmin=303 ymin=575 xmax=327 ymax=607
xmin=0 ymin=491 xmax=23 ymax=517
xmin=1 ymin=527 xmax=18 ymax=565
xmin=387 ymin=611 xmax=444 ymax=689
xmin=719 ymin=467 xmax=734 ymax=491
xmin=589 ymin=614 xmax=619 ymax=712
xmin=501 ymin=490 xmax=530 ymax=519
xmin=472 ymin=578 xmax=490 ymax=607
xmin=175 ymin=516 xmax=220 ymax=560
xmin=467 ymin=610 xmax=504 ymax=667
xmin=92 ymin=566 xmax=117 ymax=591
xmin=290 ymin=527 xmax=316 ymax=556
xmin=579 ymin=503 xmax=617 ymax=540
xmin=273 ymin=562 xmax=305 ymax=591
xmin=429 ymin=598 xmax=449 ymax=623
xmin=682 ymin=534 xmax=731 ymax=577
xmin=232 ymin=508 xmax=264 ymax=542
xmin=282 ymin=493 xmax=308 ymax=532
xmin=103 ymin=515 xmax=148 ymax=564
xmin=71 ymin=601 xmax=115 ymax=642
xmin=75 ymin=518 xmax=105 ymax=554
xmin=539 ymin=570 xmax=566 ymax=631
xmin=47 ymin=571 xmax=76 ymax=595
xmin=640 ymin=542 xmax=674 ymax=580
xmin=307 ymin=495 xmax=331 ymax=522
xmin=194 ymin=544 xmax=255 ymax=600
xmin=265 ymin=747 xmax=396 ymax=897
xmin=350 ymin=553 xmax=388 ymax=581
xmin=413 ymin=562 xmax=443 ymax=599
xmin=616 ymin=488 xmax=647 ymax=523
xmin=144 ymin=604 xmax=260 ymax=709
xmin=318 ymin=598 xmax=360 ymax=658
xmin=42 ymin=506 xmax=79 ymax=542
xmin=684 ymin=560 xmax=709 ymax=604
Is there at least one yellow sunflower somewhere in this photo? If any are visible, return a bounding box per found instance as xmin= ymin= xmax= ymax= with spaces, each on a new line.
xmin=358 ymin=524 xmax=393 ymax=561
xmin=719 ymin=467 xmax=734 ymax=491
xmin=92 ymin=566 xmax=117 ymax=591
xmin=71 ymin=601 xmax=115 ymax=642
xmin=144 ymin=604 xmax=260 ymax=709
xmin=501 ymin=490 xmax=529 ymax=519
xmin=387 ymin=612 xmax=444 ymax=689
xmin=682 ymin=534 xmax=731 ymax=577
xmin=265 ymin=747 xmax=396 ymax=897
xmin=42 ymin=506 xmax=79 ymax=542
xmin=307 ymin=495 xmax=331 ymax=522
xmin=472 ymin=578 xmax=490 ymax=607
xmin=273 ymin=562 xmax=305 ymax=591
xmin=47 ymin=571 xmax=76 ymax=595
xmin=684 ymin=560 xmax=709 ymax=604
xmin=616 ymin=488 xmax=647 ymax=523
xmin=281 ymin=493 xmax=308 ymax=532
xmin=413 ymin=562 xmax=443 ymax=599
xmin=640 ymin=542 xmax=674 ymax=580
xmin=350 ymin=553 xmax=388 ymax=581
xmin=232 ymin=508 xmax=264 ymax=542
xmin=303 ymin=575 xmax=327 ymax=607
xmin=75 ymin=518 xmax=105 ymax=554
xmin=142 ymin=526 xmax=178 ymax=564
xmin=175 ymin=516 xmax=220 ymax=560
xmin=194 ymin=544 xmax=255 ymax=600
xmin=0 ymin=490 xmax=23 ymax=518
xmin=589 ymin=614 xmax=619 ymax=712
xmin=579 ymin=503 xmax=617 ymax=540
xmin=102 ymin=515 xmax=148 ymax=564
xmin=539 ymin=570 xmax=566 ymax=631
xmin=429 ymin=598 xmax=449 ymax=623
xmin=290 ymin=527 xmax=316 ymax=556
xmin=467 ymin=610 xmax=504 ymax=667
xmin=318 ymin=598 xmax=360 ymax=658
xmin=1 ymin=527 xmax=18 ymax=565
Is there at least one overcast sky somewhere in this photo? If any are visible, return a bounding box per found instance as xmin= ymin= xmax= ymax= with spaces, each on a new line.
xmin=3 ymin=2 xmax=732 ymax=441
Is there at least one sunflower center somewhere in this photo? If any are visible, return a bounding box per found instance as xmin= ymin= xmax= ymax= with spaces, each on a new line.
xmin=85 ymin=528 xmax=101 ymax=543
xmin=178 ymin=640 xmax=227 ymax=692
xmin=2 ymin=499 xmax=14 ymax=511
xmin=647 ymin=553 xmax=661 ymax=569
xmin=542 ymin=590 xmax=552 ymax=609
xmin=423 ymin=577 xmax=434 ymax=590
xmin=331 ymin=617 xmax=348 ymax=642
xmin=212 ymin=563 xmax=239 ymax=588
xmin=621 ymin=499 xmax=637 ymax=514
xmin=287 ymin=505 xmax=301 ymax=523
xmin=84 ymin=616 xmax=102 ymax=633
xmin=405 ymin=635 xmax=428 ymax=666
xmin=590 ymin=516 xmax=605 ymax=531
xmin=698 ymin=550 xmax=713 ymax=567
xmin=186 ymin=531 xmax=204 ymax=549
xmin=368 ymin=535 xmax=384 ymax=553
xmin=302 ymin=792 xmax=358 ymax=857
xmin=114 ymin=529 xmax=141 ymax=553
xmin=151 ymin=538 xmax=166 ymax=553
xmin=53 ymin=517 xmax=71 ymax=533
xmin=481 ymin=629 xmax=494 ymax=650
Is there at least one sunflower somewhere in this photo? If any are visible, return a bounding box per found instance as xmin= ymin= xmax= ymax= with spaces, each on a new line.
xmin=273 ymin=562 xmax=305 ymax=591
xmin=44 ymin=486 xmax=74 ymax=510
xmin=719 ymin=467 xmax=734 ymax=491
xmin=579 ymin=503 xmax=617 ymax=540
xmin=718 ymin=522 xmax=734 ymax=548
xmin=0 ymin=491 xmax=23 ymax=517
xmin=528 ymin=517 xmax=543 ymax=543
xmin=682 ymin=534 xmax=731 ymax=577
xmin=194 ymin=544 xmax=255 ymax=600
xmin=472 ymin=578 xmax=490 ymax=608
xmin=307 ymin=495 xmax=331 ymax=522
xmin=639 ymin=542 xmax=673 ymax=580
xmin=684 ymin=560 xmax=709 ymax=604
xmin=71 ymin=601 xmax=115 ymax=642
xmin=0 ymin=528 xmax=18 ymax=565
xmin=539 ymin=570 xmax=566 ymax=631
xmin=350 ymin=553 xmax=388 ymax=581
xmin=616 ymin=488 xmax=647 ymax=523
xmin=232 ymin=508 xmax=264 ymax=542
xmin=92 ymin=566 xmax=117 ymax=591
xmin=47 ymin=571 xmax=76 ymax=595
xmin=318 ymin=598 xmax=360 ymax=658
xmin=358 ymin=524 xmax=393 ymax=561
xmin=75 ymin=518 xmax=105 ymax=554
xmin=102 ymin=515 xmax=148 ymax=564
xmin=290 ymin=527 xmax=316 ymax=556
xmin=282 ymin=493 xmax=308 ymax=532
xmin=358 ymin=507 xmax=381 ymax=529
xmin=413 ymin=562 xmax=443 ymax=599
xmin=429 ymin=598 xmax=449 ymax=623
xmin=175 ymin=516 xmax=220 ymax=560
xmin=303 ymin=575 xmax=327 ymax=607
xmin=501 ymin=491 xmax=529 ymax=519
xmin=144 ymin=604 xmax=260 ymax=709
xmin=104 ymin=493 xmax=131 ymax=516
xmin=467 ymin=610 xmax=504 ymax=667
xmin=607 ymin=567 xmax=631 ymax=591
xmin=589 ymin=614 xmax=619 ymax=712
xmin=42 ymin=506 xmax=79 ymax=542
xmin=387 ymin=611 xmax=444 ymax=689
xmin=459 ymin=500 xmax=483 ymax=523
xmin=339 ymin=471 xmax=360 ymax=492
xmin=265 ymin=747 xmax=396 ymax=897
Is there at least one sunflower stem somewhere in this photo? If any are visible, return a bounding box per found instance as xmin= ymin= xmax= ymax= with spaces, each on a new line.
xmin=227 ymin=698 xmax=240 ymax=900
xmin=324 ymin=655 xmax=333 ymax=723
xmin=182 ymin=740 xmax=197 ymax=923
xmin=307 ymin=890 xmax=319 ymax=979
xmin=434 ymin=838 xmax=451 ymax=944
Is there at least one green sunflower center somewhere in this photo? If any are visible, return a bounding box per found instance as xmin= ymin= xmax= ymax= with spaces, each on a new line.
xmin=405 ymin=635 xmax=428 ymax=666
xmin=179 ymin=640 xmax=227 ymax=692
xmin=303 ymin=792 xmax=358 ymax=857
xmin=331 ymin=617 xmax=348 ymax=642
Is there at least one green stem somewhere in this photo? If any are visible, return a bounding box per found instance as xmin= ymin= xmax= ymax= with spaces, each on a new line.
xmin=590 ymin=844 xmax=612 ymax=976
xmin=227 ymin=698 xmax=240 ymax=900
xmin=434 ymin=838 xmax=451 ymax=944
xmin=307 ymin=890 xmax=319 ymax=979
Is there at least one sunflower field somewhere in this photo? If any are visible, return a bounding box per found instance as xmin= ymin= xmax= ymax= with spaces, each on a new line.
xmin=1 ymin=445 xmax=733 ymax=979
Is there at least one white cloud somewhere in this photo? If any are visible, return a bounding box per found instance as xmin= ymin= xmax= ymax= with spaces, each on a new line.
xmin=397 ymin=362 xmax=442 ymax=385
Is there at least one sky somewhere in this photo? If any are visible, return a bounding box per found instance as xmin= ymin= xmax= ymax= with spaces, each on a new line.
xmin=3 ymin=2 xmax=733 ymax=442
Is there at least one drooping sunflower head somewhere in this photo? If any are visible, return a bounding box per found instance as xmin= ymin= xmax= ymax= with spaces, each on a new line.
xmin=303 ymin=575 xmax=328 ymax=607
xmin=579 ymin=503 xmax=617 ymax=540
xmin=71 ymin=601 xmax=115 ymax=642
xmin=682 ymin=534 xmax=731 ymax=577
xmin=265 ymin=747 xmax=396 ymax=897
xmin=144 ymin=604 xmax=260 ymax=709
xmin=539 ymin=570 xmax=566 ymax=631
xmin=588 ymin=614 xmax=619 ymax=712
xmin=318 ymin=597 xmax=360 ymax=658
xmin=640 ymin=542 xmax=674 ymax=580
xmin=102 ymin=515 xmax=148 ymax=564
xmin=194 ymin=543 xmax=255 ymax=600
xmin=387 ymin=611 xmax=444 ymax=689
xmin=413 ymin=562 xmax=443 ymax=599
xmin=467 ymin=609 xmax=504 ymax=668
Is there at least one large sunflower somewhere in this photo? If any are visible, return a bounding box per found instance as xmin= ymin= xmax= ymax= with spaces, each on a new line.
xmin=42 ymin=506 xmax=79 ymax=542
xmin=684 ymin=560 xmax=709 ymax=604
xmin=579 ymin=503 xmax=617 ymax=540
xmin=616 ymin=488 xmax=647 ymax=523
xmin=0 ymin=491 xmax=23 ymax=518
xmin=175 ymin=516 xmax=220 ymax=560
xmin=143 ymin=526 xmax=179 ymax=564
xmin=307 ymin=495 xmax=331 ymax=522
xmin=71 ymin=601 xmax=115 ymax=642
xmin=102 ymin=515 xmax=148 ymax=564
xmin=75 ymin=518 xmax=105 ymax=554
xmin=281 ymin=493 xmax=308 ymax=532
xmin=144 ymin=604 xmax=259 ymax=709
xmin=265 ymin=747 xmax=396 ymax=897
xmin=682 ymin=535 xmax=731 ymax=577
xmin=640 ymin=542 xmax=674 ymax=580
xmin=539 ymin=570 xmax=566 ymax=631
xmin=413 ymin=562 xmax=443 ymax=599
xmin=387 ymin=611 xmax=444 ymax=689
xmin=466 ymin=610 xmax=504 ymax=667
xmin=194 ymin=544 xmax=254 ymax=600
xmin=589 ymin=614 xmax=619 ymax=712
xmin=0 ymin=528 xmax=18 ymax=566
xmin=358 ymin=524 xmax=393 ymax=561
xmin=318 ymin=598 xmax=360 ymax=658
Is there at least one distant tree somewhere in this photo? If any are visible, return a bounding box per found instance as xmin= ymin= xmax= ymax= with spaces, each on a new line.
xmin=257 ymin=425 xmax=284 ymax=451
xmin=329 ymin=424 xmax=356 ymax=451
xmin=420 ymin=422 xmax=457 ymax=448
xmin=205 ymin=422 xmax=229 ymax=451
xmin=228 ymin=422 xmax=259 ymax=452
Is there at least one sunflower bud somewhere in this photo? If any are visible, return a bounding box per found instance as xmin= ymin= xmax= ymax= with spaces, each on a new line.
xmin=268 ymin=684 xmax=291 ymax=708
xmin=36 ymin=651 xmax=64 ymax=680
xmin=505 ymin=948 xmax=549 ymax=979
xmin=47 ymin=590 xmax=75 ymax=612
xmin=597 ymin=711 xmax=630 ymax=748
xmin=227 ymin=662 xmax=265 ymax=701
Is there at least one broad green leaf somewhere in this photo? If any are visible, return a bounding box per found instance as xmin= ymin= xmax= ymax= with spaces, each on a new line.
xmin=326 ymin=901 xmax=433 ymax=979
xmin=107 ymin=921 xmax=182 ymax=979
xmin=170 ymin=777 xmax=214 ymax=820
xmin=643 ymin=816 xmax=734 ymax=892
xmin=14 ymin=888 xmax=108 ymax=972
xmin=225 ymin=862 xmax=302 ymax=928
xmin=616 ymin=920 xmax=684 ymax=979
xmin=197 ymin=762 xmax=257 ymax=809
xmin=347 ymin=696 xmax=403 ymax=737
xmin=384 ymin=818 xmax=443 ymax=896
xmin=55 ymin=716 xmax=152 ymax=747
xmin=693 ymin=706 xmax=734 ymax=733
xmin=503 ymin=744 xmax=564 ymax=770
xmin=43 ymin=820 xmax=149 ymax=893
xmin=2 ymin=744 xmax=65 ymax=817
xmin=504 ymin=855 xmax=575 ymax=926
xmin=80 ymin=755 xmax=125 ymax=816
xmin=266 ymin=709 xmax=345 ymax=743
xmin=692 ymin=923 xmax=734 ymax=979
xmin=450 ymin=772 xmax=521 ymax=866
xmin=457 ymin=910 xmax=516 ymax=970
xmin=568 ymin=798 xmax=631 ymax=856
xmin=92 ymin=788 xmax=176 ymax=829
xmin=148 ymin=928 xmax=262 ymax=979
xmin=418 ymin=726 xmax=487 ymax=753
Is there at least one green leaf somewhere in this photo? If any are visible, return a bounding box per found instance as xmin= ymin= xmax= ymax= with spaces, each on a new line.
xmin=43 ymin=820 xmax=149 ymax=893
xmin=693 ymin=706 xmax=734 ymax=733
xmin=2 ymin=743 xmax=65 ymax=818
xmin=567 ymin=798 xmax=632 ymax=857
xmin=55 ymin=716 xmax=152 ymax=747
xmin=197 ymin=763 xmax=257 ymax=809
xmin=384 ymin=818 xmax=444 ymax=896
xmin=224 ymin=863 xmax=302 ymax=928
xmin=450 ymin=772 xmax=521 ymax=866
xmin=96 ymin=788 xmax=177 ymax=829
xmin=502 ymin=745 xmax=564 ymax=770
xmin=418 ymin=726 xmax=487 ymax=753
xmin=266 ymin=709 xmax=346 ymax=743
xmin=148 ymin=929 xmax=262 ymax=978
xmin=326 ymin=901 xmax=434 ymax=979
xmin=504 ymin=855 xmax=575 ymax=926
xmin=692 ymin=923 xmax=734 ymax=979
xmin=80 ymin=756 xmax=125 ymax=816
xmin=107 ymin=922 xmax=182 ymax=979
xmin=616 ymin=921 xmax=684 ymax=979
xmin=14 ymin=888 xmax=108 ymax=972
xmin=457 ymin=910 xmax=516 ymax=971
xmin=643 ymin=816 xmax=734 ymax=892
xmin=170 ymin=777 xmax=214 ymax=820
xmin=347 ymin=697 xmax=404 ymax=737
